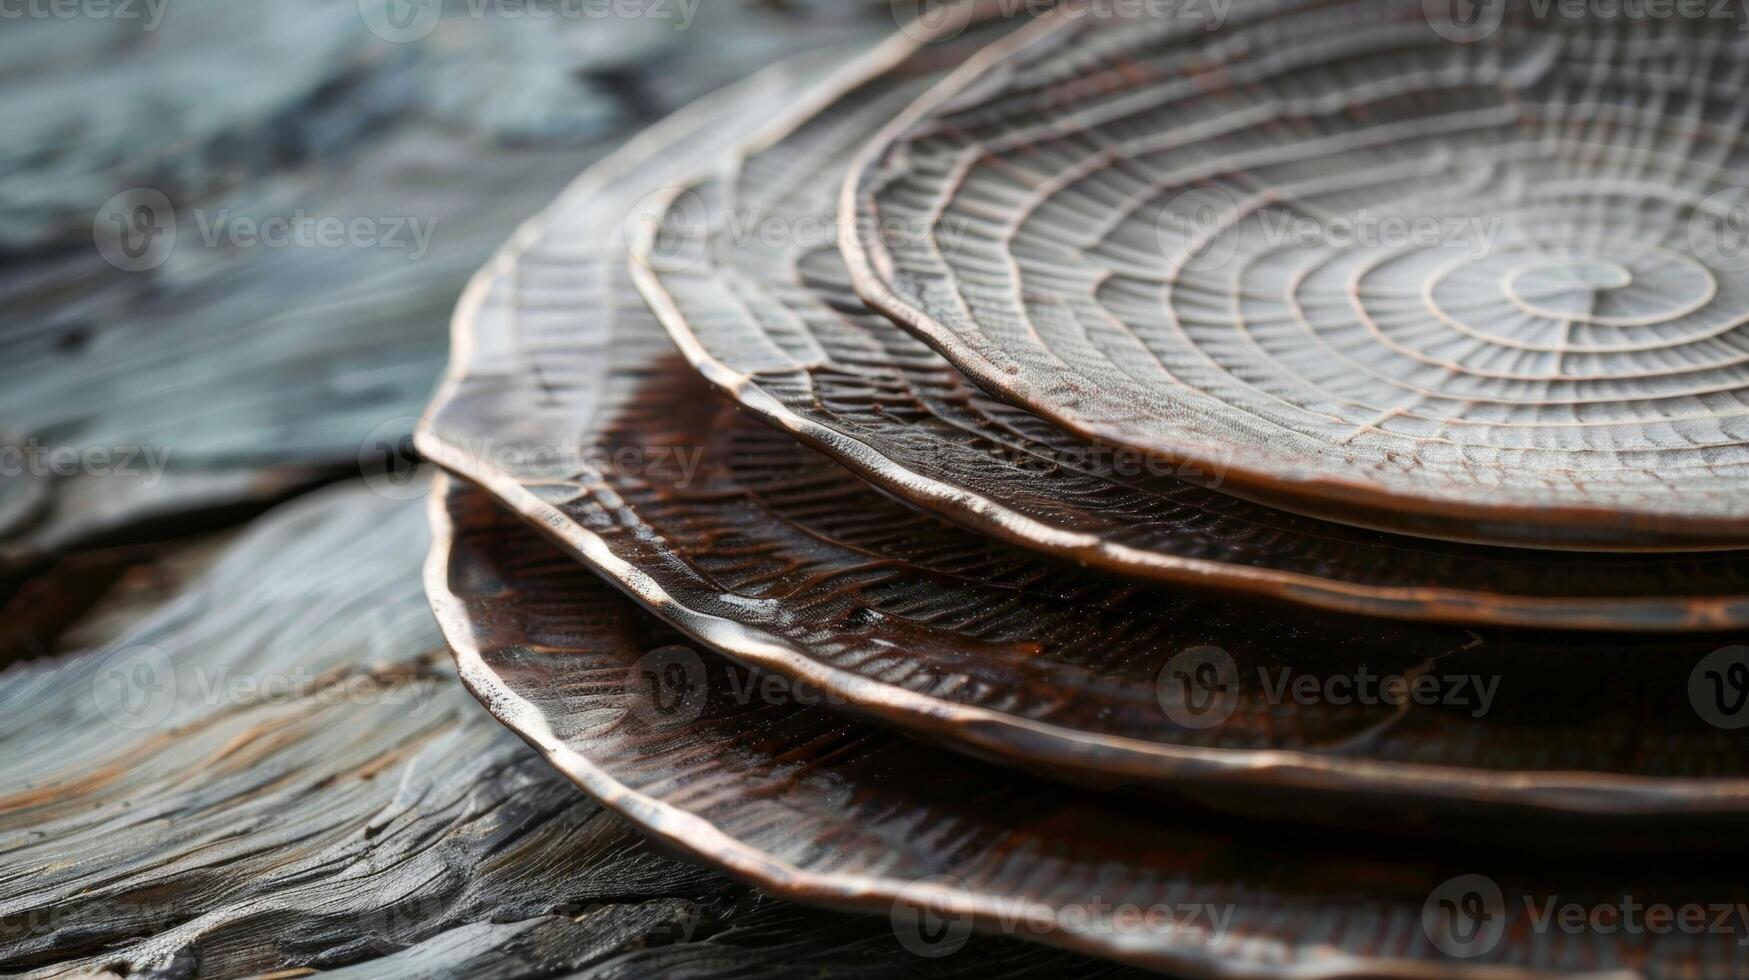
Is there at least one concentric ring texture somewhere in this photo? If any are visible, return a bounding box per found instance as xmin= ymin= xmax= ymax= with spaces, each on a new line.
xmin=849 ymin=0 xmax=1749 ymax=549
xmin=636 ymin=5 xmax=1749 ymax=629
xmin=419 ymin=25 xmax=1749 ymax=816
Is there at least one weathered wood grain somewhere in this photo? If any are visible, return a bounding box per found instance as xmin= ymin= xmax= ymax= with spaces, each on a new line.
xmin=0 ymin=0 xmax=883 ymax=573
xmin=0 ymin=479 xmax=1112 ymax=978
xmin=0 ymin=3 xmax=1123 ymax=975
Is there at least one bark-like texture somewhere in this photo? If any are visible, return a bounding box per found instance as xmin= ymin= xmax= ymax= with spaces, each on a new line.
xmin=0 ymin=0 xmax=879 ymax=572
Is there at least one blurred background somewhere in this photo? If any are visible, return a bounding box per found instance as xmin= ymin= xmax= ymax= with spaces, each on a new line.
xmin=0 ymin=0 xmax=892 ymax=663
xmin=0 ymin=6 xmax=1140 ymax=976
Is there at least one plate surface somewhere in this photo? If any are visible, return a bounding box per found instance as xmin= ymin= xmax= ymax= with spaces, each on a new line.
xmin=428 ymin=474 xmax=1749 ymax=978
xmin=845 ymin=0 xmax=1749 ymax=551
xmin=634 ymin=9 xmax=1749 ymax=630
xmin=419 ymin=47 xmax=1749 ymax=818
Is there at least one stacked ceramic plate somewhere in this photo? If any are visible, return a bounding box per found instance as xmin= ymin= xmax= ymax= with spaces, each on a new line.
xmin=421 ymin=2 xmax=1749 ymax=974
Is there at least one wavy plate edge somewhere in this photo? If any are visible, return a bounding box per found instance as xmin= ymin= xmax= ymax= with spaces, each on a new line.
xmin=629 ymin=9 xmax=1749 ymax=632
xmin=425 ymin=471 xmax=1623 ymax=980
xmin=414 ymin=32 xmax=1749 ymax=821
xmin=835 ymin=1 xmax=1749 ymax=554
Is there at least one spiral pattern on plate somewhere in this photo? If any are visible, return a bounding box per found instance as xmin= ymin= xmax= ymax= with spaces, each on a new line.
xmin=847 ymin=0 xmax=1749 ymax=549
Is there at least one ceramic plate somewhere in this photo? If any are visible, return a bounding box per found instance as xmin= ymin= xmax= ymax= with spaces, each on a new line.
xmin=418 ymin=43 xmax=1749 ymax=818
xmin=428 ymin=474 xmax=1749 ymax=978
xmin=845 ymin=0 xmax=1749 ymax=551
xmin=633 ymin=8 xmax=1749 ymax=630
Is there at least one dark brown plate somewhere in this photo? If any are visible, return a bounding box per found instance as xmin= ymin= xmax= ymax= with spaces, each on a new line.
xmin=428 ymin=474 xmax=1749 ymax=977
xmin=418 ymin=48 xmax=1749 ymax=820
xmin=632 ymin=7 xmax=1749 ymax=631
xmin=844 ymin=0 xmax=1749 ymax=552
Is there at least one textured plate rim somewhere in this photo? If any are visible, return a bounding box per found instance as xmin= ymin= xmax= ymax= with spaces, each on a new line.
xmin=427 ymin=471 xmax=1625 ymax=980
xmin=629 ymin=15 xmax=1749 ymax=632
xmin=415 ymin=42 xmax=1749 ymax=820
